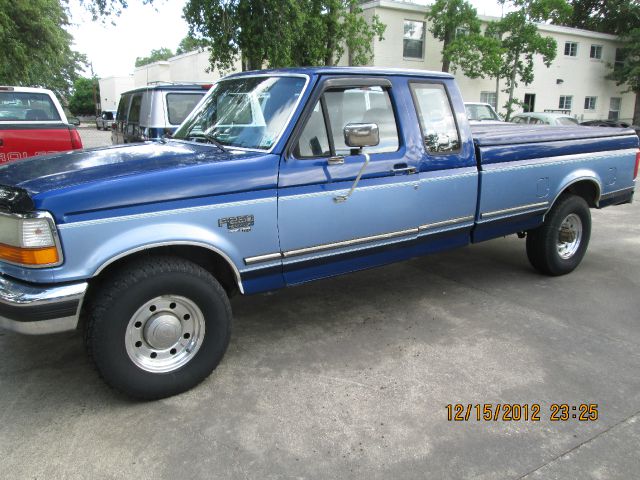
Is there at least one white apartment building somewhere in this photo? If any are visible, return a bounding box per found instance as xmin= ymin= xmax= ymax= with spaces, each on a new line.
xmin=362 ymin=0 xmax=634 ymax=121
xmin=105 ymin=1 xmax=634 ymax=122
xmin=98 ymin=75 xmax=135 ymax=111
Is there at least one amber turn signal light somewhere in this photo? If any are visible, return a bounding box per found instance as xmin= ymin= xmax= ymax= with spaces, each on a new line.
xmin=0 ymin=243 xmax=59 ymax=266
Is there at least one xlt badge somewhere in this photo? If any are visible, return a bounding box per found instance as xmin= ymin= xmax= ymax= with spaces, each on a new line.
xmin=218 ymin=215 xmax=255 ymax=232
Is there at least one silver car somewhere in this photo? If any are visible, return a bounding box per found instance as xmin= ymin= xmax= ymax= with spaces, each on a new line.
xmin=96 ymin=110 xmax=116 ymax=130
xmin=511 ymin=112 xmax=579 ymax=126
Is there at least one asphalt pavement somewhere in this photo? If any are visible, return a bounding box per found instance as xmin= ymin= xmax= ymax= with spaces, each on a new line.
xmin=0 ymin=129 xmax=638 ymax=479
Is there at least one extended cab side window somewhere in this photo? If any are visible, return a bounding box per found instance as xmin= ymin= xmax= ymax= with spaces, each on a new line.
xmin=410 ymin=83 xmax=460 ymax=153
xmin=295 ymin=86 xmax=399 ymax=158
xmin=128 ymin=94 xmax=143 ymax=124
xmin=116 ymin=95 xmax=129 ymax=122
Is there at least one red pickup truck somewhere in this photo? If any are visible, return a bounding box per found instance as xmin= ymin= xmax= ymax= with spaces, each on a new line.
xmin=0 ymin=86 xmax=83 ymax=164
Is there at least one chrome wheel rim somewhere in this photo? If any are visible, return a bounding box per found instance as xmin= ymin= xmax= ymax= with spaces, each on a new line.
xmin=125 ymin=295 xmax=205 ymax=373
xmin=557 ymin=213 xmax=583 ymax=259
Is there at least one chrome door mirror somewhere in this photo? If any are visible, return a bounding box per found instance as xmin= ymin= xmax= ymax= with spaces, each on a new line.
xmin=334 ymin=123 xmax=379 ymax=204
xmin=343 ymin=123 xmax=379 ymax=149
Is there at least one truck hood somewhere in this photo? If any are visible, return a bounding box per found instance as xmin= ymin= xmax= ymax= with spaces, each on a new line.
xmin=0 ymin=141 xmax=278 ymax=222
xmin=0 ymin=141 xmax=250 ymax=194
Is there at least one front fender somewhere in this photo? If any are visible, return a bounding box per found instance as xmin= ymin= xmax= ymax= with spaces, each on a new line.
xmin=56 ymin=221 xmax=244 ymax=283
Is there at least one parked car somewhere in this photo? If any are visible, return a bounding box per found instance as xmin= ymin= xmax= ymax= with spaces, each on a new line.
xmin=96 ymin=110 xmax=116 ymax=130
xmin=581 ymin=119 xmax=640 ymax=139
xmin=0 ymin=67 xmax=637 ymax=399
xmin=111 ymin=84 xmax=209 ymax=144
xmin=512 ymin=112 xmax=579 ymax=126
xmin=464 ymin=102 xmax=505 ymax=125
xmin=0 ymin=86 xmax=83 ymax=164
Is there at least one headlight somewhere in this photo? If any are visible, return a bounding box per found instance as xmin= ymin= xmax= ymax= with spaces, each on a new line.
xmin=0 ymin=212 xmax=61 ymax=267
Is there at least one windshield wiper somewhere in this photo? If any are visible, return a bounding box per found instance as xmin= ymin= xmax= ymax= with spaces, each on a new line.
xmin=184 ymin=132 xmax=227 ymax=152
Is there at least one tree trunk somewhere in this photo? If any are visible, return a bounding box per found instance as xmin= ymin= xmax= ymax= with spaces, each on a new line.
xmin=634 ymin=89 xmax=640 ymax=126
xmin=495 ymin=76 xmax=500 ymax=114
xmin=505 ymin=52 xmax=519 ymax=121
xmin=348 ymin=2 xmax=355 ymax=66
xmin=324 ymin=4 xmax=338 ymax=66
xmin=441 ymin=31 xmax=452 ymax=73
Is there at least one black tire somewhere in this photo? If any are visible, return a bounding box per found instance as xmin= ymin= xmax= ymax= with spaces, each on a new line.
xmin=96 ymin=123 xmax=101 ymax=130
xmin=85 ymin=256 xmax=231 ymax=400
xmin=526 ymin=194 xmax=591 ymax=276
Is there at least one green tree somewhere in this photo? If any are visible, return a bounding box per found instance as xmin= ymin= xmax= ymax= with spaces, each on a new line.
xmin=68 ymin=77 xmax=99 ymax=115
xmin=558 ymin=0 xmax=640 ymax=35
xmin=135 ymin=48 xmax=175 ymax=67
xmin=425 ymin=0 xmax=482 ymax=73
xmin=0 ymin=0 xmax=86 ymax=96
xmin=607 ymin=28 xmax=640 ymax=124
xmin=176 ymin=35 xmax=208 ymax=55
xmin=486 ymin=0 xmax=572 ymax=120
xmin=183 ymin=0 xmax=385 ymax=72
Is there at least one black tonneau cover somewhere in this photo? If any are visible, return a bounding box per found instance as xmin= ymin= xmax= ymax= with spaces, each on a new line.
xmin=472 ymin=124 xmax=637 ymax=147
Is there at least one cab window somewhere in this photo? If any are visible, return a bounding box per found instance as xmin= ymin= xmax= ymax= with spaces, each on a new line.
xmin=116 ymin=95 xmax=130 ymax=122
xmin=295 ymin=86 xmax=399 ymax=158
xmin=0 ymin=92 xmax=60 ymax=121
xmin=410 ymin=83 xmax=460 ymax=153
xmin=128 ymin=94 xmax=143 ymax=124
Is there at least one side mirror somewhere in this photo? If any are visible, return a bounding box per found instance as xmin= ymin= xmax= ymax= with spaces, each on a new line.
xmin=334 ymin=123 xmax=379 ymax=204
xmin=68 ymin=117 xmax=81 ymax=126
xmin=343 ymin=123 xmax=379 ymax=149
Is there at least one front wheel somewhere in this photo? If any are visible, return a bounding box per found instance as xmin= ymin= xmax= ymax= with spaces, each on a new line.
xmin=85 ymin=256 xmax=231 ymax=399
xmin=526 ymin=194 xmax=591 ymax=276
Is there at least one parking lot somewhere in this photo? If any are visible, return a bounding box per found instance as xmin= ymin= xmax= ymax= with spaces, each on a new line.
xmin=76 ymin=123 xmax=112 ymax=149
xmin=0 ymin=128 xmax=639 ymax=479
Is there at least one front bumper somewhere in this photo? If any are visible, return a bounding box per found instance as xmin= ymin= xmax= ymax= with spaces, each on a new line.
xmin=0 ymin=275 xmax=87 ymax=335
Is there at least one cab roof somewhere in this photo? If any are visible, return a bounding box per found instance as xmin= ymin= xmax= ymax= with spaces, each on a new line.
xmin=226 ymin=66 xmax=454 ymax=79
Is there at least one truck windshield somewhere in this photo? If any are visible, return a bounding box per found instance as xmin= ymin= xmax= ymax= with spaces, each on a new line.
xmin=173 ymin=76 xmax=307 ymax=150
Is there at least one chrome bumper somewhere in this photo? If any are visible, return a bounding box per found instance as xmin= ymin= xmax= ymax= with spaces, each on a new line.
xmin=0 ymin=275 xmax=87 ymax=335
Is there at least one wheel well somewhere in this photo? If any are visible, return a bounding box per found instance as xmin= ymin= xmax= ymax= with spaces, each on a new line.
xmin=89 ymin=245 xmax=240 ymax=297
xmin=561 ymin=180 xmax=600 ymax=208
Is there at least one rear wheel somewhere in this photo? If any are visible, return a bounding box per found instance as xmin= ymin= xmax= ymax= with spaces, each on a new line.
xmin=526 ymin=194 xmax=591 ymax=276
xmin=85 ymin=256 xmax=231 ymax=399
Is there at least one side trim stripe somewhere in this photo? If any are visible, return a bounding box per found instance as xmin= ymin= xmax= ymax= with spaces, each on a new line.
xmin=481 ymin=202 xmax=549 ymax=219
xmin=244 ymin=219 xmax=477 ymax=266
xmin=419 ymin=215 xmax=474 ymax=231
xmin=600 ymin=185 xmax=636 ymax=200
xmin=284 ymin=228 xmax=418 ymax=258
xmin=244 ymin=252 xmax=282 ymax=265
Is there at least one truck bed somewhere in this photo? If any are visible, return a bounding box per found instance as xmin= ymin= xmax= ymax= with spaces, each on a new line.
xmin=471 ymin=124 xmax=639 ymax=164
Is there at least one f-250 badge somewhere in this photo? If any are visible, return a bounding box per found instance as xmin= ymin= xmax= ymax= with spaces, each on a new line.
xmin=218 ymin=215 xmax=255 ymax=232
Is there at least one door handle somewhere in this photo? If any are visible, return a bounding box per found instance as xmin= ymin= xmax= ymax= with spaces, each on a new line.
xmin=392 ymin=166 xmax=417 ymax=175
xmin=327 ymin=156 xmax=344 ymax=165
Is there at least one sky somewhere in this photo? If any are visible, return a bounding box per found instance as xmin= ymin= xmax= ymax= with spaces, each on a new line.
xmin=66 ymin=0 xmax=506 ymax=79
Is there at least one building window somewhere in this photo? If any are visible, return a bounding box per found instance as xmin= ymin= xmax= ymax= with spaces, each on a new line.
xmin=403 ymin=20 xmax=425 ymax=59
xmin=559 ymin=95 xmax=573 ymax=110
xmin=564 ymin=41 xmax=578 ymax=57
xmin=455 ymin=27 xmax=469 ymax=37
xmin=584 ymin=96 xmax=597 ymax=110
xmin=480 ymin=91 xmax=497 ymax=110
xmin=609 ymin=97 xmax=621 ymax=120
xmin=614 ymin=48 xmax=625 ymax=72
xmin=590 ymin=45 xmax=603 ymax=59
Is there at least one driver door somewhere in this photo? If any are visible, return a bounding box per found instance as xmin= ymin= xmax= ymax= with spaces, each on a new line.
xmin=277 ymin=77 xmax=421 ymax=285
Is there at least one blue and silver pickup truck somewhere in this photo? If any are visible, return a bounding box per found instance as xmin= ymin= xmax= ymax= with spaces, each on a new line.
xmin=0 ymin=68 xmax=637 ymax=398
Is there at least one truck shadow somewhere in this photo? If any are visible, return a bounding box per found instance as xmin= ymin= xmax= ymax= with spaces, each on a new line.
xmin=0 ymin=236 xmax=535 ymax=406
